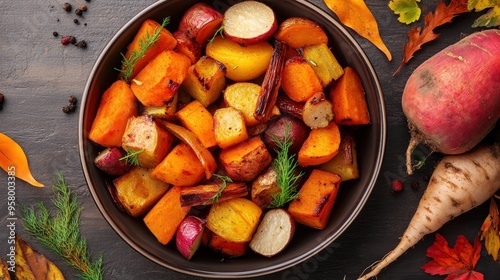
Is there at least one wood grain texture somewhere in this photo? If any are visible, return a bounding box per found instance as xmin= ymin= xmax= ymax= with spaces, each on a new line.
xmin=0 ymin=0 xmax=498 ymax=279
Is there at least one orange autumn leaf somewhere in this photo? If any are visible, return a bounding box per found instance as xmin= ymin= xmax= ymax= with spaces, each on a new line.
xmin=323 ymin=0 xmax=392 ymax=61
xmin=422 ymin=233 xmax=483 ymax=280
xmin=0 ymin=133 xmax=44 ymax=187
xmin=394 ymin=0 xmax=470 ymax=75
xmin=479 ymin=198 xmax=500 ymax=261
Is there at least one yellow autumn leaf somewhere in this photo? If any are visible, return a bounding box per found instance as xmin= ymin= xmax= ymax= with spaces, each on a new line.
xmin=0 ymin=133 xmax=44 ymax=187
xmin=15 ymin=236 xmax=65 ymax=280
xmin=480 ymin=198 xmax=500 ymax=261
xmin=0 ymin=258 xmax=11 ymax=280
xmin=324 ymin=0 xmax=392 ymax=60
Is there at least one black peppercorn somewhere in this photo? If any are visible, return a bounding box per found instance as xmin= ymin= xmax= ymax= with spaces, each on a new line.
xmin=75 ymin=8 xmax=82 ymax=16
xmin=62 ymin=105 xmax=71 ymax=113
xmin=0 ymin=92 xmax=4 ymax=105
xmin=68 ymin=95 xmax=77 ymax=104
xmin=76 ymin=40 xmax=87 ymax=49
xmin=68 ymin=36 xmax=76 ymax=44
xmin=74 ymin=18 xmax=80 ymax=24
xmin=53 ymin=31 xmax=59 ymax=37
xmin=63 ymin=2 xmax=72 ymax=12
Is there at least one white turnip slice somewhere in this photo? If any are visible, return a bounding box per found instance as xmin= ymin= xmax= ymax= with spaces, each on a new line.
xmin=358 ymin=143 xmax=500 ymax=280
xmin=249 ymin=208 xmax=295 ymax=257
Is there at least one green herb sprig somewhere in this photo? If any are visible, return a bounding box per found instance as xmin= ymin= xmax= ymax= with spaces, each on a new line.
xmin=20 ymin=174 xmax=104 ymax=280
xmin=208 ymin=25 xmax=224 ymax=44
xmin=209 ymin=174 xmax=233 ymax=203
xmin=117 ymin=17 xmax=170 ymax=82
xmin=269 ymin=122 xmax=304 ymax=208
xmin=120 ymin=149 xmax=144 ymax=166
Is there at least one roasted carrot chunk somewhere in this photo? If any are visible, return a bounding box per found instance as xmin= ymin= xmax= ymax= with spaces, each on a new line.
xmin=144 ymin=185 xmax=191 ymax=245
xmin=89 ymin=80 xmax=138 ymax=147
xmin=274 ymin=17 xmax=328 ymax=48
xmin=288 ymin=169 xmax=341 ymax=229
xmin=208 ymin=233 xmax=248 ymax=257
xmin=122 ymin=19 xmax=177 ymax=81
xmin=329 ymin=67 xmax=370 ymax=125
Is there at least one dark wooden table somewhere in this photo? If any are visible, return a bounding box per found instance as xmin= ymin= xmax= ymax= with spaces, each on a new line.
xmin=1 ymin=0 xmax=499 ymax=279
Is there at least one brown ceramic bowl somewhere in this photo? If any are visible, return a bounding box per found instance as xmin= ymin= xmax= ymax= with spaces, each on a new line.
xmin=79 ymin=0 xmax=386 ymax=277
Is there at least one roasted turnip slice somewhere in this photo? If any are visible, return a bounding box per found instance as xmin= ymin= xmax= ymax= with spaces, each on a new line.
xmin=94 ymin=147 xmax=130 ymax=176
xmin=176 ymin=216 xmax=206 ymax=260
xmin=249 ymin=208 xmax=295 ymax=257
xmin=223 ymin=1 xmax=277 ymax=45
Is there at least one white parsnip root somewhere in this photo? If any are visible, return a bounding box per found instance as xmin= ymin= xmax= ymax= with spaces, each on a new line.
xmin=358 ymin=143 xmax=500 ymax=280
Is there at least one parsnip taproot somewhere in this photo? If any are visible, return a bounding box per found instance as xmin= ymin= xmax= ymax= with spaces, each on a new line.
xmin=358 ymin=143 xmax=500 ymax=280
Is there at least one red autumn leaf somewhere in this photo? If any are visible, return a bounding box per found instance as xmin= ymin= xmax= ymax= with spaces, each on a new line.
xmin=393 ymin=0 xmax=470 ymax=75
xmin=422 ymin=233 xmax=483 ymax=280
xmin=479 ymin=198 xmax=500 ymax=261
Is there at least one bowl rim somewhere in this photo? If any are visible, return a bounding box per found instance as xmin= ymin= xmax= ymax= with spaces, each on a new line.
xmin=78 ymin=0 xmax=387 ymax=277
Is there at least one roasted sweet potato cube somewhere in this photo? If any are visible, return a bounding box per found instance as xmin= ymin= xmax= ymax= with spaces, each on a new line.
xmin=182 ymin=56 xmax=227 ymax=107
xmin=298 ymin=121 xmax=341 ymax=167
xmin=219 ymin=136 xmax=272 ymax=181
xmin=176 ymin=100 xmax=217 ymax=149
xmin=281 ymin=56 xmax=323 ymax=102
xmin=288 ymin=169 xmax=341 ymax=229
xmin=206 ymin=198 xmax=262 ymax=243
xmin=208 ymin=233 xmax=248 ymax=257
xmin=150 ymin=142 xmax=205 ymax=186
xmin=303 ymin=44 xmax=344 ymax=87
xmin=130 ymin=50 xmax=191 ymax=107
xmin=180 ymin=182 xmax=248 ymax=207
xmin=122 ymin=19 xmax=177 ymax=81
xmin=274 ymin=17 xmax=328 ymax=49
xmin=144 ymin=185 xmax=191 ymax=245
xmin=319 ymin=134 xmax=359 ymax=181
xmin=113 ymin=167 xmax=169 ymax=217
xmin=213 ymin=107 xmax=248 ymax=149
xmin=329 ymin=67 xmax=370 ymax=125
xmin=121 ymin=115 xmax=174 ymax=169
xmin=89 ymin=80 xmax=138 ymax=147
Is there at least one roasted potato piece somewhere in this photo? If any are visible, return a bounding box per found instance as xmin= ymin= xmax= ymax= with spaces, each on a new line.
xmin=263 ymin=115 xmax=309 ymax=155
xmin=113 ymin=167 xmax=169 ymax=217
xmin=206 ymin=198 xmax=262 ymax=243
xmin=319 ymin=133 xmax=359 ymax=181
xmin=302 ymin=92 xmax=334 ymax=129
xmin=219 ymin=136 xmax=272 ymax=181
xmin=182 ymin=56 xmax=226 ymax=107
xmin=251 ymin=166 xmax=280 ymax=209
xmin=303 ymin=43 xmax=344 ymax=87
xmin=121 ymin=115 xmax=174 ymax=168
xmin=213 ymin=107 xmax=248 ymax=149
xmin=94 ymin=147 xmax=130 ymax=176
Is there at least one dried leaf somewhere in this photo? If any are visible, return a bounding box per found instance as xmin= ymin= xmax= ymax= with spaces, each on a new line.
xmin=0 ymin=258 xmax=12 ymax=280
xmin=422 ymin=233 xmax=483 ymax=280
xmin=324 ymin=0 xmax=392 ymax=60
xmin=479 ymin=198 xmax=500 ymax=261
xmin=468 ymin=0 xmax=500 ymax=11
xmin=393 ymin=0 xmax=470 ymax=75
xmin=0 ymin=133 xmax=43 ymax=187
xmin=15 ymin=236 xmax=65 ymax=280
xmin=472 ymin=6 xmax=500 ymax=27
xmin=389 ymin=0 xmax=422 ymax=24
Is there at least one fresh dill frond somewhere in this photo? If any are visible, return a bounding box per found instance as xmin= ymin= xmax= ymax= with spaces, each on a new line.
xmin=20 ymin=174 xmax=104 ymax=280
xmin=120 ymin=149 xmax=144 ymax=166
xmin=117 ymin=17 xmax=170 ymax=82
xmin=209 ymin=174 xmax=233 ymax=203
xmin=208 ymin=25 xmax=224 ymax=44
xmin=269 ymin=122 xmax=304 ymax=208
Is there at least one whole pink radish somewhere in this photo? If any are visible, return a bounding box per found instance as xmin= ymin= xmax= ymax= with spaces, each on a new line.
xmin=402 ymin=29 xmax=500 ymax=174
xmin=358 ymin=143 xmax=500 ymax=280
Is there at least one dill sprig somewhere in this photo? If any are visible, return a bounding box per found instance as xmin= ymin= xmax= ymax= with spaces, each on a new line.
xmin=117 ymin=17 xmax=170 ymax=82
xmin=209 ymin=174 xmax=233 ymax=203
xmin=20 ymin=174 xmax=104 ymax=280
xmin=269 ymin=122 xmax=304 ymax=208
xmin=120 ymin=149 xmax=144 ymax=166
xmin=208 ymin=25 xmax=224 ymax=44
